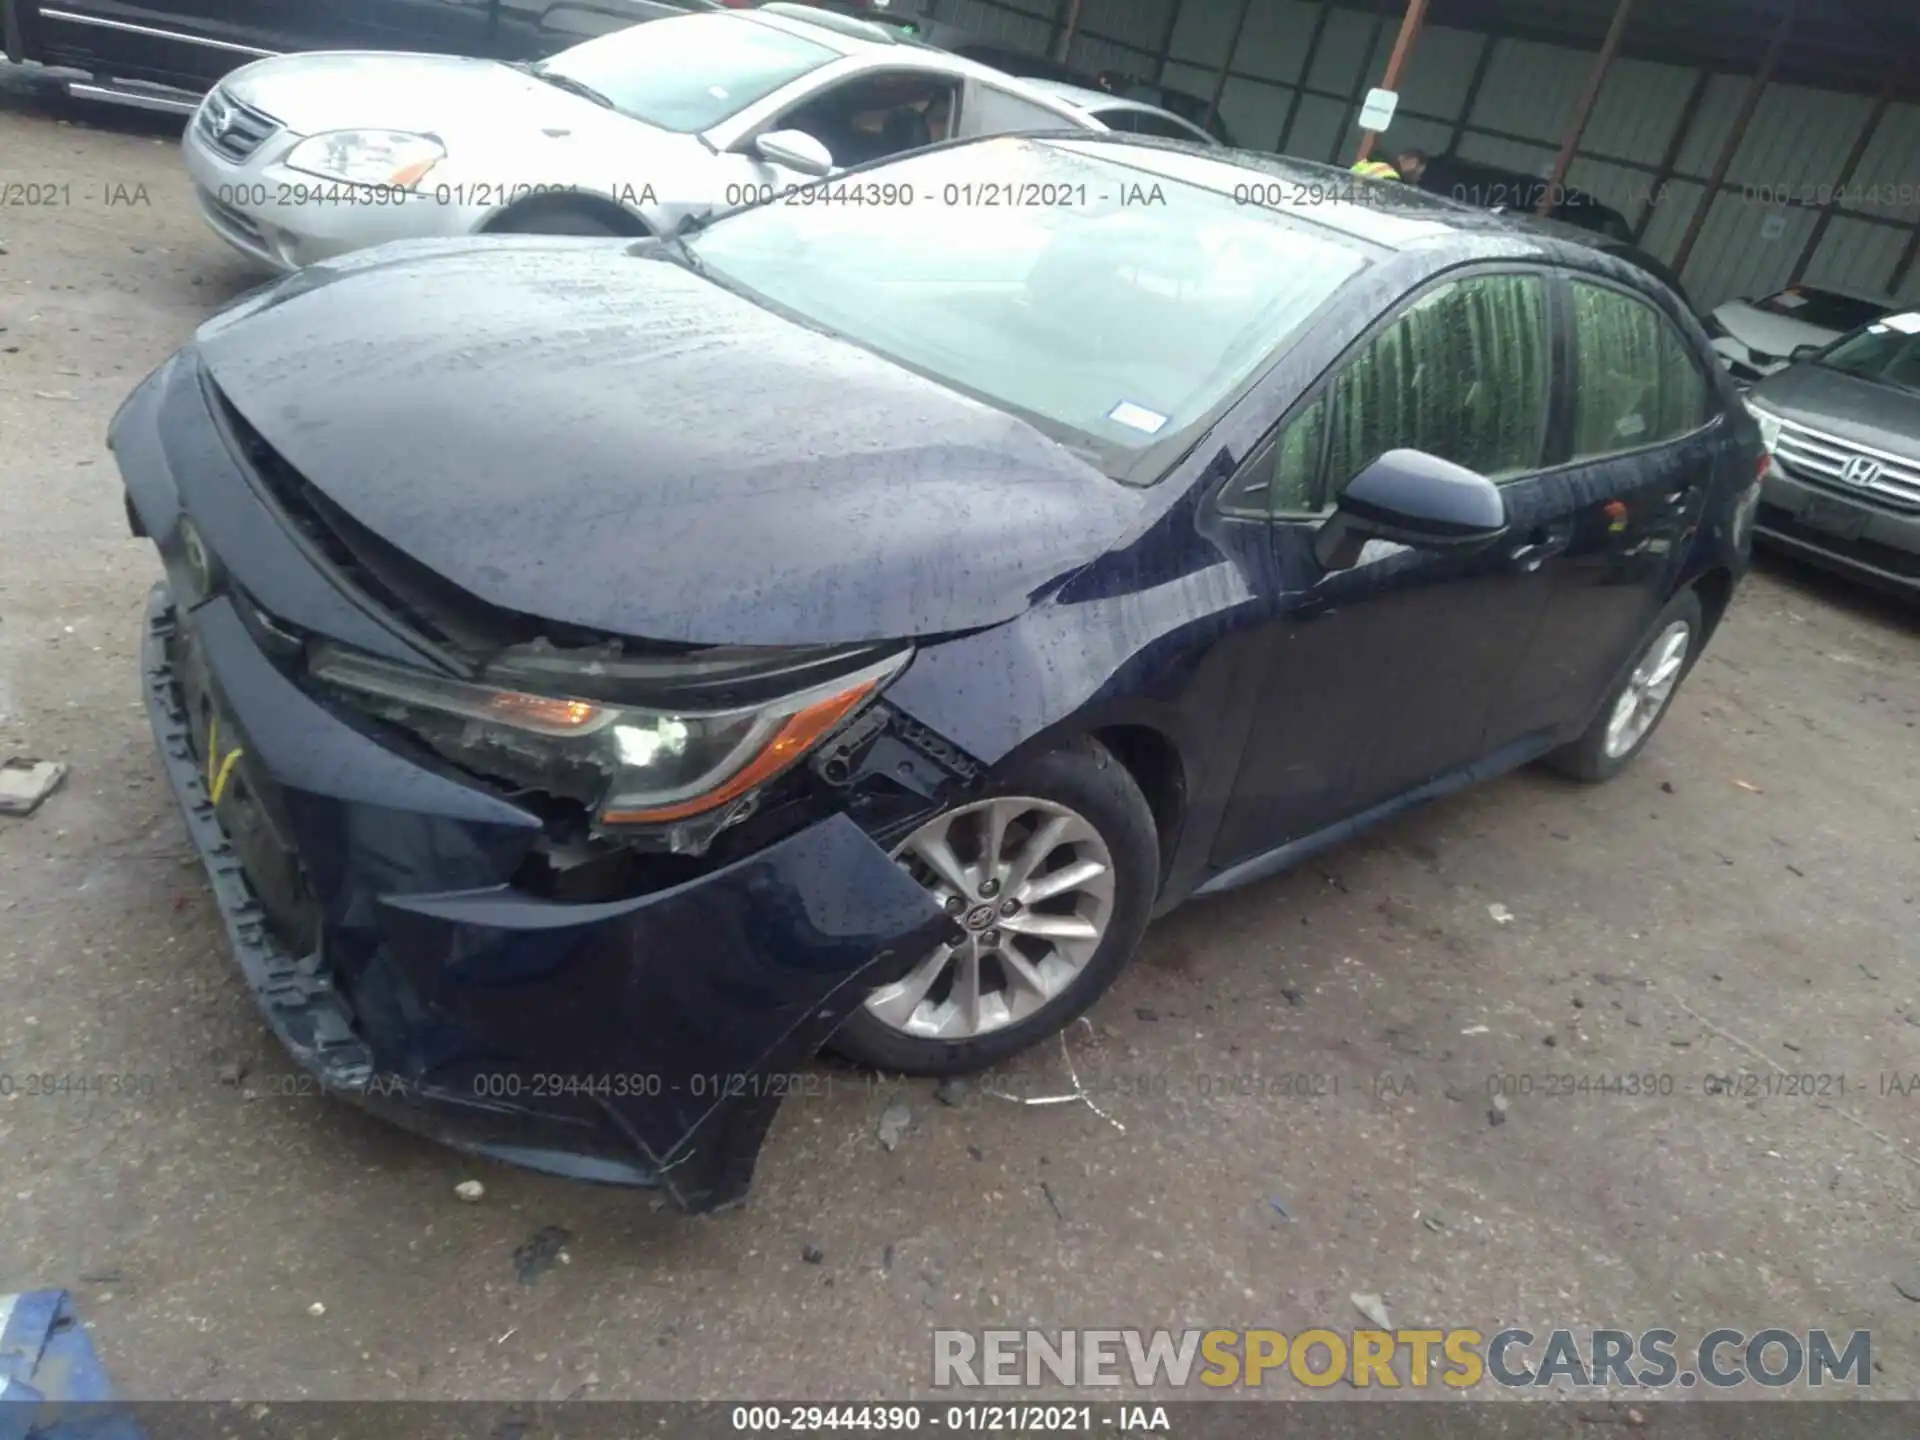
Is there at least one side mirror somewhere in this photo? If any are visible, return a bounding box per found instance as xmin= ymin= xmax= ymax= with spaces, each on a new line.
xmin=1313 ymin=449 xmax=1508 ymax=570
xmin=753 ymin=129 xmax=834 ymax=177
xmin=1789 ymin=343 xmax=1822 ymax=362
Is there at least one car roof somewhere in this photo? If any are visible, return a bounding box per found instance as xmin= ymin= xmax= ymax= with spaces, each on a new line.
xmin=739 ymin=4 xmax=1083 ymax=88
xmin=1023 ymin=78 xmax=1119 ymax=106
xmin=741 ymin=4 xmax=913 ymax=51
xmin=1021 ymin=79 xmax=1207 ymax=124
xmin=1753 ymin=283 xmax=1897 ymax=305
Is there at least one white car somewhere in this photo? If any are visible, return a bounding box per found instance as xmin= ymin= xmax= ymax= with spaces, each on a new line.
xmin=1021 ymin=79 xmax=1221 ymax=146
xmin=1706 ymin=284 xmax=1895 ymax=386
xmin=181 ymin=3 xmax=1103 ymax=272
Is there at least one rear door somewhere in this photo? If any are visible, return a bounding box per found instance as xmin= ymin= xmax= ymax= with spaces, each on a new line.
xmin=1210 ymin=267 xmax=1575 ymax=865
xmin=28 ymin=0 xmax=267 ymax=89
xmin=1495 ymin=275 xmax=1723 ymax=742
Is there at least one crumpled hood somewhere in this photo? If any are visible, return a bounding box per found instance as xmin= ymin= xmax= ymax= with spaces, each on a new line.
xmin=194 ymin=237 xmax=1146 ymax=647
xmin=1750 ymin=362 xmax=1920 ymax=462
xmin=1711 ymin=300 xmax=1841 ymax=361
xmin=222 ymin=51 xmax=597 ymax=137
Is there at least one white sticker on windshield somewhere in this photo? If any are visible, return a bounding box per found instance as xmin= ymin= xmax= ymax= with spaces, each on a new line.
xmin=1108 ymin=401 xmax=1168 ymax=434
xmin=1884 ymin=312 xmax=1920 ymax=334
xmin=1772 ymin=291 xmax=1808 ymax=309
xmin=708 ymin=85 xmax=729 ymax=99
xmin=1615 ymin=413 xmax=1648 ymax=439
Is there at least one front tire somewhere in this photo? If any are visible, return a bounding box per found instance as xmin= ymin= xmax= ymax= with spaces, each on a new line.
xmin=1546 ymin=587 xmax=1704 ymax=783
xmin=831 ymin=738 xmax=1158 ymax=1077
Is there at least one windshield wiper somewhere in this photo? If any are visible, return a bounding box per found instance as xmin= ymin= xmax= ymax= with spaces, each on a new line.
xmin=527 ymin=67 xmax=615 ymax=109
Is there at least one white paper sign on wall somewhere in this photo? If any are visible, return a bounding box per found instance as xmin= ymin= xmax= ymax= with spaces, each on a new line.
xmin=1359 ymin=88 xmax=1399 ymax=131
xmin=1760 ymin=211 xmax=1788 ymax=242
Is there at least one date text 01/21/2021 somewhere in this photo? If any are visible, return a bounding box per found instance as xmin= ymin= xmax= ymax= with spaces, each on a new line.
xmin=729 ymin=1405 xmax=1166 ymax=1432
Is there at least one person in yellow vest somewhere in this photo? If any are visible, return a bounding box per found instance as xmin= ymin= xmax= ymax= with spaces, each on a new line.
xmin=1351 ymin=156 xmax=1402 ymax=181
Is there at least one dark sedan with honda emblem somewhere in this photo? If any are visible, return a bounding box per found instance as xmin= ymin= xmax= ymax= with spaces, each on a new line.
xmin=112 ymin=134 xmax=1760 ymax=1211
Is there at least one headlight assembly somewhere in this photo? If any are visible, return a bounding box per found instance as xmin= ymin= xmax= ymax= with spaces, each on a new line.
xmin=309 ymin=644 xmax=907 ymax=836
xmin=1743 ymin=398 xmax=1783 ymax=454
xmin=284 ymin=130 xmax=445 ymax=189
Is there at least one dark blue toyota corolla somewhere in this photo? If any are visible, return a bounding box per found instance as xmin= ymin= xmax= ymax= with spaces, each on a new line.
xmin=112 ymin=134 xmax=1763 ymax=1210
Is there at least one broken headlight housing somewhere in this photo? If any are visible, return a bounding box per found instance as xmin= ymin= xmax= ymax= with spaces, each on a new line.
xmin=310 ymin=643 xmax=907 ymax=845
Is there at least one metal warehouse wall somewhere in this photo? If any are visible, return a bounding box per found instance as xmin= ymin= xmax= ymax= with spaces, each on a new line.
xmin=927 ymin=0 xmax=1920 ymax=312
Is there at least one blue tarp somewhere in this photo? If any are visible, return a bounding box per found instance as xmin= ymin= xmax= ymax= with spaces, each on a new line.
xmin=0 ymin=1292 xmax=144 ymax=1440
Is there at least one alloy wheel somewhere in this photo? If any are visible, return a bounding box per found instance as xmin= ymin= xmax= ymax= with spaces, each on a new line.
xmin=865 ymin=796 xmax=1116 ymax=1041
xmin=1602 ymin=619 xmax=1692 ymax=759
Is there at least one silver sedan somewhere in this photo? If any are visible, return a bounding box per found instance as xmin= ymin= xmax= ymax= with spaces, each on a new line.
xmin=182 ymin=4 xmax=1104 ymax=272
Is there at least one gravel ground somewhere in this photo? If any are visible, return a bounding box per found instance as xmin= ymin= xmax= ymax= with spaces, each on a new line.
xmin=3 ymin=70 xmax=1919 ymax=1405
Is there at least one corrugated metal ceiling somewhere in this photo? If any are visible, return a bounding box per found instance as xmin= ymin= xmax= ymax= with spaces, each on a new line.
xmin=1358 ymin=0 xmax=1920 ymax=96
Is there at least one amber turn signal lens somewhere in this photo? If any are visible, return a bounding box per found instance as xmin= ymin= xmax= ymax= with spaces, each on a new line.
xmin=601 ymin=678 xmax=879 ymax=825
xmin=485 ymin=691 xmax=603 ymax=732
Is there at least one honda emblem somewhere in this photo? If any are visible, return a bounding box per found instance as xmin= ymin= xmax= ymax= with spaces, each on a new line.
xmin=1840 ymin=455 xmax=1882 ymax=488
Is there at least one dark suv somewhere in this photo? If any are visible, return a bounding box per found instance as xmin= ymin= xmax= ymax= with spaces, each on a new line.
xmin=1747 ymin=313 xmax=1920 ymax=597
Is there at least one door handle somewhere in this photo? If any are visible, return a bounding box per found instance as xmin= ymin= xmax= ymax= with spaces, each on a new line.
xmin=1506 ymin=522 xmax=1573 ymax=571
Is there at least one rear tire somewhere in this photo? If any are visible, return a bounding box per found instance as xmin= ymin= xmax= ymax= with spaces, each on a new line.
xmin=830 ymin=738 xmax=1158 ymax=1077
xmin=1545 ymin=587 xmax=1704 ymax=783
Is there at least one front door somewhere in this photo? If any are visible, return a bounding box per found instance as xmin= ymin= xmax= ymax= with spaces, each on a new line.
xmin=1495 ymin=276 xmax=1723 ymax=743
xmin=1211 ymin=268 xmax=1571 ymax=867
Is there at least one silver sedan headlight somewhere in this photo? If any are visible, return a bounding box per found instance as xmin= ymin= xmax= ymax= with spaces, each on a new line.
xmin=284 ymin=130 xmax=446 ymax=189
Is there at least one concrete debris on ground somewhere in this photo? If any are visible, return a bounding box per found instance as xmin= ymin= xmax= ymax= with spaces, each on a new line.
xmin=0 ymin=757 xmax=67 ymax=816
xmin=877 ymin=1096 xmax=913 ymax=1150
xmin=1350 ymin=1292 xmax=1393 ymax=1329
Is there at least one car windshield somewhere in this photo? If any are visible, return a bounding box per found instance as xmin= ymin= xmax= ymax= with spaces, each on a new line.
xmin=1754 ymin=287 xmax=1888 ymax=332
xmin=539 ymin=15 xmax=836 ymax=132
xmin=1813 ymin=313 xmax=1920 ymax=397
xmin=683 ymin=138 xmax=1371 ymax=479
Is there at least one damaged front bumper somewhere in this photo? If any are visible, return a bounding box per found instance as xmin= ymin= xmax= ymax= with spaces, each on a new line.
xmin=116 ymin=344 xmax=955 ymax=1210
xmin=139 ymin=585 xmax=948 ymax=1209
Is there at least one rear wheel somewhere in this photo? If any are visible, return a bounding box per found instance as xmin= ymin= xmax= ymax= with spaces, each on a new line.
xmin=1546 ymin=588 xmax=1703 ymax=783
xmin=831 ymin=739 xmax=1158 ymax=1076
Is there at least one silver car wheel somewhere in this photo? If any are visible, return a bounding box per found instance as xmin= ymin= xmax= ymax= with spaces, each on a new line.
xmin=864 ymin=796 xmax=1116 ymax=1041
xmin=1602 ymin=619 xmax=1692 ymax=759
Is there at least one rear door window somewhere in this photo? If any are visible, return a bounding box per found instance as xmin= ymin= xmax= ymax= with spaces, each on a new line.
xmin=1127 ymin=110 xmax=1210 ymax=142
xmin=961 ymin=84 xmax=1079 ymax=137
xmin=1568 ymin=279 xmax=1710 ymax=461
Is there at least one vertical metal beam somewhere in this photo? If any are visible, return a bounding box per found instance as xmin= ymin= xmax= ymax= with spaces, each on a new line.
xmin=1205 ymin=0 xmax=1255 ymax=133
xmin=1631 ymin=65 xmax=1712 ymax=245
xmin=1892 ymin=224 xmax=1920 ymax=296
xmin=1354 ymin=0 xmax=1431 ymax=164
xmin=1445 ymin=33 xmax=1497 ymax=157
xmin=1337 ymin=0 xmax=1393 ymax=165
xmin=1149 ymin=0 xmax=1184 ymax=84
xmin=1671 ymin=0 xmax=1797 ymax=275
xmin=1535 ymin=0 xmax=1641 ymax=216
xmin=1276 ymin=0 xmax=1338 ymax=154
xmin=1788 ymin=70 xmax=1897 ymax=285
xmin=1051 ymin=0 xmax=1084 ymax=65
